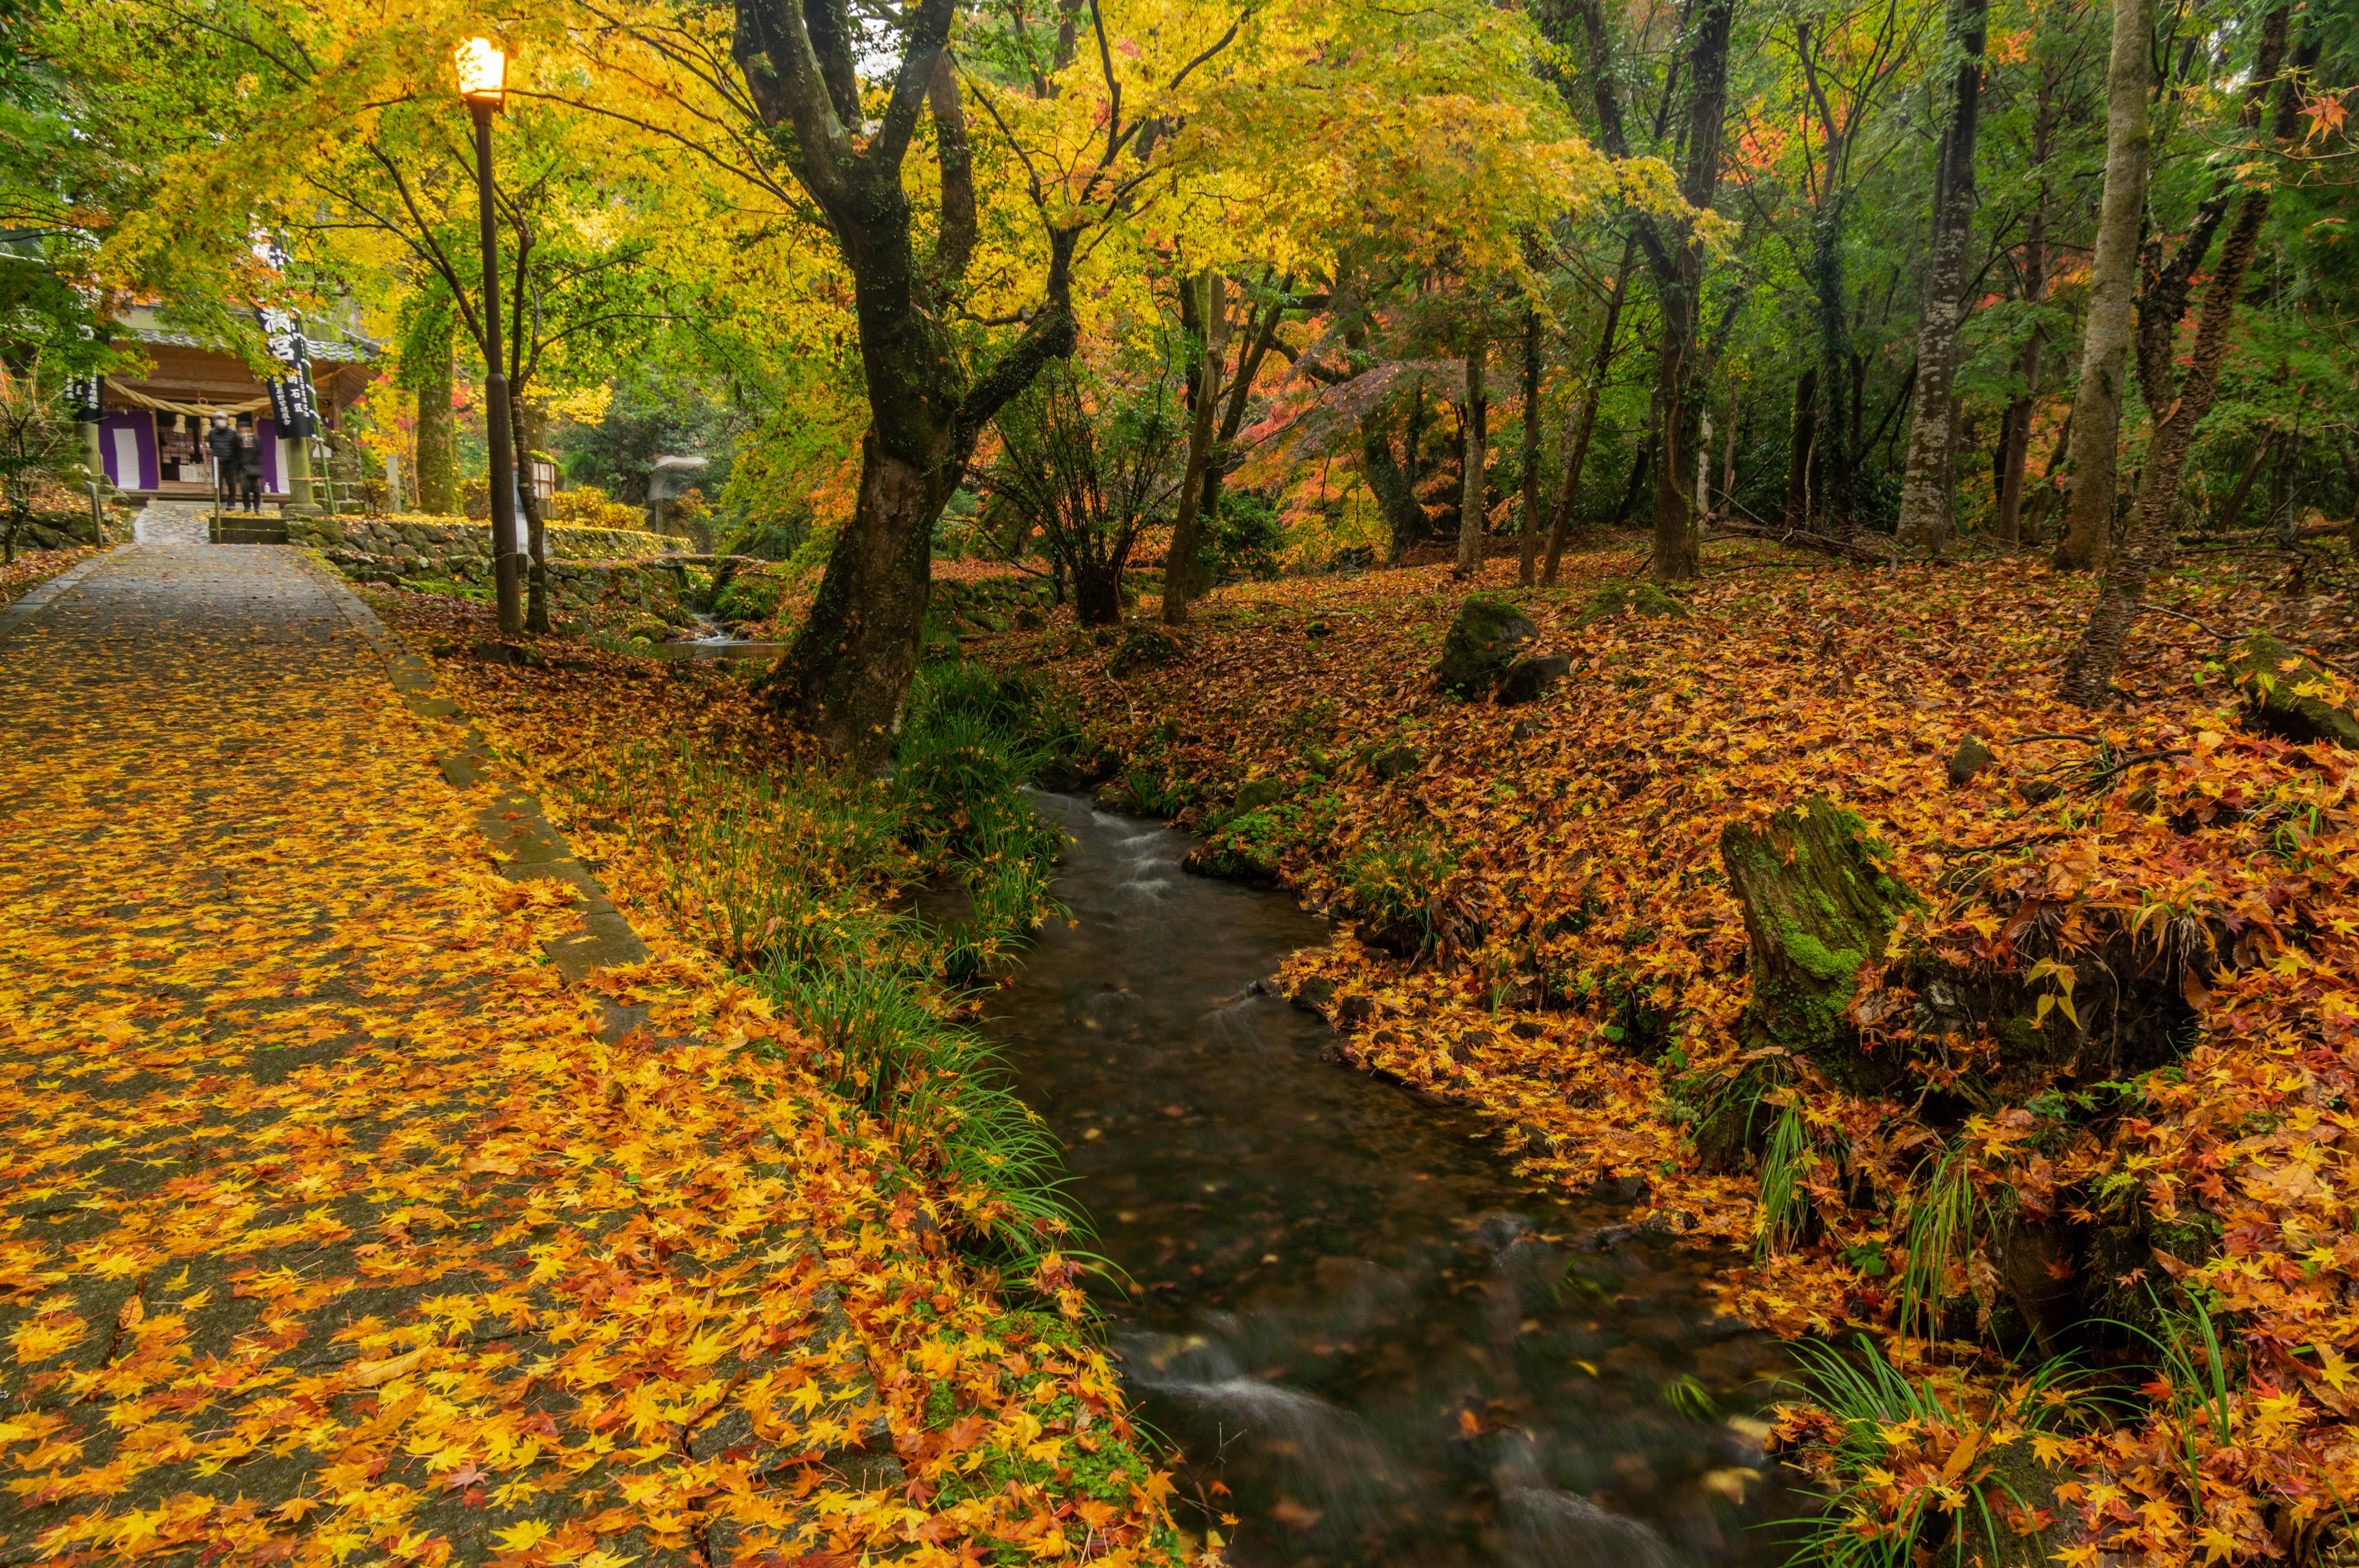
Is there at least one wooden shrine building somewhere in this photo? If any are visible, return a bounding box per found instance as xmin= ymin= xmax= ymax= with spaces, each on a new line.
xmin=90 ymin=303 xmax=377 ymax=506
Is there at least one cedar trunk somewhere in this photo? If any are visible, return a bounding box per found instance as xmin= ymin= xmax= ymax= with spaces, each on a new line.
xmin=1648 ymin=0 xmax=1736 ymax=585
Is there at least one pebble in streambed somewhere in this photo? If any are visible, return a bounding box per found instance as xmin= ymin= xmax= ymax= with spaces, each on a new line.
xmin=977 ymin=792 xmax=1792 ymax=1566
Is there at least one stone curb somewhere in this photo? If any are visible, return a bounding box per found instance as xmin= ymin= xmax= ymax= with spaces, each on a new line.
xmin=0 ymin=552 xmax=111 ymax=641
xmin=300 ymin=556 xmax=658 ymax=1039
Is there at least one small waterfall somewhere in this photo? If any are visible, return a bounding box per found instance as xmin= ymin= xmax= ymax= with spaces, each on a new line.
xmin=1501 ymin=1488 xmax=1682 ymax=1568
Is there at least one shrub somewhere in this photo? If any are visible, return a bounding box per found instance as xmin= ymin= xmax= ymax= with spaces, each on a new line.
xmin=546 ymin=484 xmax=650 ymax=531
xmin=713 ymin=567 xmax=789 ymax=625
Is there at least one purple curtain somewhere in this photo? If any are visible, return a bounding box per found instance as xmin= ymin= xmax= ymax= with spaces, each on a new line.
xmin=98 ymin=412 xmax=157 ymax=490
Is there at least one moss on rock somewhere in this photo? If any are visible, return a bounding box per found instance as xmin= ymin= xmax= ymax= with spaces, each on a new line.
xmin=1436 ymin=596 xmax=1537 ymax=698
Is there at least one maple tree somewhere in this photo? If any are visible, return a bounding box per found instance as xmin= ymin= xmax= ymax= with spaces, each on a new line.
xmin=12 ymin=0 xmax=2359 ymax=1561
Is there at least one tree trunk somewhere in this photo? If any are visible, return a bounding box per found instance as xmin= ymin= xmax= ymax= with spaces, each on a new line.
xmin=512 ymin=396 xmax=550 ymax=633
xmin=1542 ymin=235 xmax=1638 ymax=583
xmin=737 ymin=2 xmax=1078 ymax=759
xmin=780 ymin=429 xmax=954 ymax=744
xmin=1649 ymin=0 xmax=1737 ymax=585
xmin=1073 ymin=557 xmax=1124 ymax=626
xmin=1614 ymin=431 xmax=1654 ymax=526
xmin=1519 ymin=303 xmax=1543 ymax=585
xmin=2051 ymin=0 xmax=2154 ymax=571
xmin=1457 ymin=337 xmax=1487 ymax=577
xmin=2057 ymin=6 xmax=2294 ymax=706
xmin=1362 ymin=413 xmax=1425 ymax=561
xmin=1894 ymin=0 xmax=1989 ymax=555
xmin=413 ymin=318 xmax=456 ymax=517
xmin=1809 ymin=207 xmax=1858 ymax=537
xmin=1994 ymin=189 xmax=2048 ymax=547
xmin=2215 ymin=436 xmax=2274 ymax=532
xmin=1784 ymin=364 xmax=1819 ymax=527
xmin=1165 ymin=271 xmax=1224 ymax=622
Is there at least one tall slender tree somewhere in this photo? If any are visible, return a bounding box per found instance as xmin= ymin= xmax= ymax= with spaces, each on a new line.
xmin=2058 ymin=6 xmax=2301 ymax=703
xmin=1893 ymin=0 xmax=1989 ymax=554
xmin=2049 ymin=0 xmax=2153 ymax=569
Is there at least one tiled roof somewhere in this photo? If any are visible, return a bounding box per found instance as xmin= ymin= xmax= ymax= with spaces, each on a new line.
xmin=125 ymin=323 xmax=378 ymax=364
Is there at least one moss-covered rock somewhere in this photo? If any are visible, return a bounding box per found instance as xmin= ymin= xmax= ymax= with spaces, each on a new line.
xmin=1109 ymin=625 xmax=1183 ymax=677
xmin=1573 ymin=581 xmax=1688 ymax=629
xmin=1497 ymin=652 xmax=1572 ymax=705
xmin=2228 ymin=630 xmax=2359 ymax=747
xmin=1436 ymin=596 xmax=1536 ymax=698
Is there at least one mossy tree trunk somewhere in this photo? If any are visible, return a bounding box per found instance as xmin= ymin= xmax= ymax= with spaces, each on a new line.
xmin=413 ymin=314 xmax=457 ymax=517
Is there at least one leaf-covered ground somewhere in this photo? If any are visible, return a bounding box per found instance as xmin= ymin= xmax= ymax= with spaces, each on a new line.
xmin=0 ymin=546 xmax=95 ymax=608
xmin=981 ymin=537 xmax=2359 ymax=1566
xmin=0 ymin=547 xmax=1180 ymax=1566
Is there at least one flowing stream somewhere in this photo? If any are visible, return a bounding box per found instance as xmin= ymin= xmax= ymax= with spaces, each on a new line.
xmin=975 ymin=793 xmax=1796 ymax=1567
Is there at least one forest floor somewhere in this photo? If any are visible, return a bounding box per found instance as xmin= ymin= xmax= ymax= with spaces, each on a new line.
xmin=0 ymin=545 xmax=1180 ymax=1567
xmin=241 ymin=519 xmax=2359 ymax=1567
xmin=976 ymin=531 xmax=2359 ymax=1565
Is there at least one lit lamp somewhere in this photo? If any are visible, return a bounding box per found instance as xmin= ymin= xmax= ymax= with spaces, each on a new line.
xmin=455 ymin=37 xmax=505 ymax=107
xmin=457 ymin=36 xmax=523 ymax=633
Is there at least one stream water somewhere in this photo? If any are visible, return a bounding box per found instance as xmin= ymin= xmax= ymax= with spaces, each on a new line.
xmin=977 ymin=794 xmax=1796 ymax=1567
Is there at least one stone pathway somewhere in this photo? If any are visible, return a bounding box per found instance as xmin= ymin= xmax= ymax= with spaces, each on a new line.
xmin=0 ymin=546 xmax=893 ymax=1564
xmin=126 ymin=501 xmax=214 ymax=547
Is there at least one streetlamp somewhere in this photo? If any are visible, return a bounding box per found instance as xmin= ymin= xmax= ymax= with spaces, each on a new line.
xmin=457 ymin=37 xmax=523 ymax=634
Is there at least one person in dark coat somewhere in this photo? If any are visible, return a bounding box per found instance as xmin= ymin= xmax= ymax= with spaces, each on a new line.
xmin=205 ymin=415 xmax=240 ymax=509
xmin=234 ymin=419 xmax=264 ymax=512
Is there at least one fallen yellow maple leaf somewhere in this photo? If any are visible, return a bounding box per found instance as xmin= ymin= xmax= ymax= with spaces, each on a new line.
xmin=495 ymin=1518 xmax=555 ymax=1552
xmin=343 ymin=1346 xmax=429 ymax=1388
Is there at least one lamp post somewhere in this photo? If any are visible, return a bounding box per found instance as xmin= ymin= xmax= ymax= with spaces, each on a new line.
xmin=457 ymin=37 xmax=522 ymax=635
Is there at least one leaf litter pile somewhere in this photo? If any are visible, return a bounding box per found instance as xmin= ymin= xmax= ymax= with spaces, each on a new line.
xmin=0 ymin=550 xmax=1181 ymax=1566
xmin=971 ymin=541 xmax=2359 ymax=1566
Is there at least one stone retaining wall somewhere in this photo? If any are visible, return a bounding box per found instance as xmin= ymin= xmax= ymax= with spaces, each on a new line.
xmin=326 ymin=549 xmax=696 ymax=626
xmin=288 ymin=514 xmax=683 ymax=564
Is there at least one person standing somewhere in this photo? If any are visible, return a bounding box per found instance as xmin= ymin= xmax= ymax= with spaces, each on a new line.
xmin=205 ymin=414 xmax=239 ymax=510
xmin=234 ymin=419 xmax=264 ymax=512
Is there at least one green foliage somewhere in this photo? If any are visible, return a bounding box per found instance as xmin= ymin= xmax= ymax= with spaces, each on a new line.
xmin=559 ymin=370 xmax=739 ymax=503
xmin=712 ymin=566 xmax=790 ymax=625
xmin=1755 ymin=1104 xmax=1816 ymax=1257
xmin=760 ymin=956 xmax=1084 ymax=1265
xmin=1778 ymin=1340 xmax=2085 ymax=1568
xmin=1342 ymin=833 xmax=1455 ymax=932
xmin=895 ymin=664 xmax=1068 ymax=983
xmin=1206 ymin=490 xmax=1286 ymax=582
xmin=1897 ymin=1146 xmax=1978 ymax=1341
